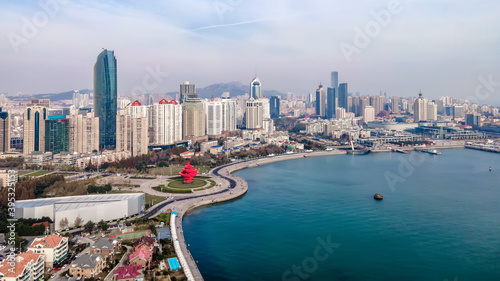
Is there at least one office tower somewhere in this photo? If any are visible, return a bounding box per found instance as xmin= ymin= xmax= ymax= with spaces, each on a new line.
xmin=23 ymin=103 xmax=47 ymax=154
xmin=245 ymin=98 xmax=263 ymax=129
xmin=180 ymin=81 xmax=197 ymax=104
xmin=391 ymin=96 xmax=400 ymax=113
xmin=205 ymin=100 xmax=223 ymax=135
xmin=182 ymin=98 xmax=205 ymax=138
xmin=69 ymin=110 xmax=99 ymax=154
xmin=45 ymin=117 xmax=69 ymax=154
xmin=347 ymin=96 xmax=354 ymax=113
xmin=466 ymin=113 xmax=481 ymax=129
xmin=116 ymin=105 xmax=148 ymax=157
xmin=427 ymin=102 xmax=437 ymax=121
xmin=0 ymin=108 xmax=10 ymax=153
xmin=330 ymin=71 xmax=338 ymax=91
xmin=355 ymin=96 xmax=370 ymax=117
xmin=250 ymin=77 xmax=262 ymax=99
xmin=307 ymin=93 xmax=314 ymax=105
xmin=221 ymin=98 xmax=237 ymax=132
xmin=315 ymin=84 xmax=326 ymax=117
xmin=94 ymin=49 xmax=117 ymax=150
xmin=72 ymin=90 xmax=89 ymax=109
xmin=363 ymin=106 xmax=375 ymax=124
xmin=326 ymin=87 xmax=336 ymax=119
xmin=435 ymin=100 xmax=445 ymax=115
xmin=260 ymin=97 xmax=270 ymax=119
xmin=338 ymin=83 xmax=348 ymax=110
xmin=413 ymin=92 xmax=428 ymax=122
xmin=370 ymin=96 xmax=385 ymax=115
xmin=452 ymin=105 xmax=465 ymax=119
xmin=152 ymin=99 xmax=182 ymax=145
xmin=270 ymin=96 xmax=280 ymax=118
xmin=336 ymin=107 xmax=346 ymax=119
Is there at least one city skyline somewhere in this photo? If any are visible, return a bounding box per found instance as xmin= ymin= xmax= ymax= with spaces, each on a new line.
xmin=1 ymin=1 xmax=500 ymax=105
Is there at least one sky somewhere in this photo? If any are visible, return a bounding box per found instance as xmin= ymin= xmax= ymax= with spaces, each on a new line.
xmin=1 ymin=0 xmax=499 ymax=105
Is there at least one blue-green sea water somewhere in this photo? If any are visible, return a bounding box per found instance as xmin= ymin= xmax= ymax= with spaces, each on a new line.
xmin=183 ymin=149 xmax=500 ymax=281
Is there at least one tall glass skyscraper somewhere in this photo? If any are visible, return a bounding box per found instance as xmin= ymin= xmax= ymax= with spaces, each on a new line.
xmin=327 ymin=71 xmax=338 ymax=119
xmin=45 ymin=117 xmax=69 ymax=154
xmin=270 ymin=96 xmax=280 ymax=119
xmin=94 ymin=49 xmax=117 ymax=149
xmin=250 ymin=77 xmax=262 ymax=99
xmin=338 ymin=83 xmax=348 ymax=110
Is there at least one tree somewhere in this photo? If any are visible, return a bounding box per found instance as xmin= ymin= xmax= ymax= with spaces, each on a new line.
xmin=84 ymin=221 xmax=95 ymax=232
xmin=74 ymin=216 xmax=83 ymax=228
xmin=59 ymin=217 xmax=69 ymax=230
xmin=98 ymin=219 xmax=109 ymax=231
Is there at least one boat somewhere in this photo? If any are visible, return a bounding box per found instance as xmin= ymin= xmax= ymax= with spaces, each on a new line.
xmin=374 ymin=193 xmax=383 ymax=200
xmin=425 ymin=149 xmax=441 ymax=155
xmin=347 ymin=140 xmax=371 ymax=155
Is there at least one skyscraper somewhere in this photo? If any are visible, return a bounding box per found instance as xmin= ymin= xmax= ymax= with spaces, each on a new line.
xmin=363 ymin=106 xmax=375 ymax=124
xmin=23 ymin=103 xmax=47 ymax=154
xmin=391 ymin=96 xmax=400 ymax=113
xmin=152 ymin=99 xmax=182 ymax=145
xmin=427 ymin=102 xmax=437 ymax=121
xmin=245 ymin=98 xmax=263 ymax=129
xmin=413 ymin=92 xmax=428 ymax=122
xmin=45 ymin=117 xmax=69 ymax=154
xmin=327 ymin=71 xmax=339 ymax=118
xmin=315 ymin=84 xmax=326 ymax=117
xmin=94 ymin=49 xmax=117 ymax=150
xmin=250 ymin=77 xmax=262 ymax=99
xmin=338 ymin=83 xmax=348 ymax=110
xmin=116 ymin=102 xmax=149 ymax=157
xmin=221 ymin=98 xmax=237 ymax=132
xmin=0 ymin=108 xmax=10 ymax=153
xmin=180 ymin=81 xmax=197 ymax=104
xmin=204 ymin=99 xmax=223 ymax=136
xmin=270 ymin=96 xmax=280 ymax=119
xmin=69 ymin=110 xmax=99 ymax=154
xmin=182 ymin=98 xmax=205 ymax=138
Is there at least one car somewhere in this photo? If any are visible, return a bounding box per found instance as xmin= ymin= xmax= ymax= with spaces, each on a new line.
xmin=51 ymin=274 xmax=56 ymax=279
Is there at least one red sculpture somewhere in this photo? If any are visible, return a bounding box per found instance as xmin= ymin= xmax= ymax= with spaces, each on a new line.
xmin=179 ymin=161 xmax=198 ymax=183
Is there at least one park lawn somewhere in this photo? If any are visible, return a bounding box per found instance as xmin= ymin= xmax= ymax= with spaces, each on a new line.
xmin=167 ymin=178 xmax=207 ymax=189
xmin=24 ymin=170 xmax=52 ymax=177
xmin=149 ymin=165 xmax=211 ymax=176
xmin=155 ymin=185 xmax=192 ymax=194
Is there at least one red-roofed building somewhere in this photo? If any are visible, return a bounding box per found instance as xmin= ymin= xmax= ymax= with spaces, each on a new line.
xmin=132 ymin=236 xmax=156 ymax=252
xmin=128 ymin=248 xmax=153 ymax=268
xmin=113 ymin=265 xmax=144 ymax=281
xmin=0 ymin=251 xmax=45 ymax=281
xmin=130 ymin=100 xmax=142 ymax=106
xmin=27 ymin=234 xmax=68 ymax=268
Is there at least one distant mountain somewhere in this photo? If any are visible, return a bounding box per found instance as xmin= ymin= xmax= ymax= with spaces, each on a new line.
xmin=9 ymin=89 xmax=92 ymax=102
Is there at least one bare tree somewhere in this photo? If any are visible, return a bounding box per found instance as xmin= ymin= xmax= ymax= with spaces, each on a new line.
xmin=74 ymin=216 xmax=84 ymax=227
xmin=59 ymin=217 xmax=69 ymax=229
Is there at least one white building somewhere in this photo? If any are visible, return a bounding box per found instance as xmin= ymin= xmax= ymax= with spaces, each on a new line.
xmin=27 ymin=234 xmax=68 ymax=268
xmin=221 ymin=98 xmax=237 ymax=131
xmin=0 ymin=251 xmax=45 ymax=281
xmin=260 ymin=97 xmax=270 ymax=119
xmin=335 ymin=107 xmax=346 ymax=119
xmin=204 ymin=99 xmax=223 ymax=135
xmin=72 ymin=90 xmax=89 ymax=109
xmin=16 ymin=194 xmax=145 ymax=231
xmin=363 ymin=106 xmax=375 ymax=124
xmin=152 ymin=99 xmax=182 ymax=145
xmin=245 ymin=99 xmax=263 ymax=129
xmin=116 ymin=101 xmax=149 ymax=157
xmin=427 ymin=102 xmax=437 ymax=121
xmin=69 ymin=110 xmax=99 ymax=154
xmin=414 ymin=92 xmax=427 ymax=122
xmin=263 ymin=119 xmax=274 ymax=134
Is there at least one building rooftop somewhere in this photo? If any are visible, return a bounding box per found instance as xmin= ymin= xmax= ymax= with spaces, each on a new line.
xmin=71 ymin=254 xmax=104 ymax=269
xmin=129 ymin=248 xmax=153 ymax=262
xmin=16 ymin=193 xmax=143 ymax=212
xmin=92 ymin=238 xmax=119 ymax=250
xmin=29 ymin=234 xmax=66 ymax=249
xmin=114 ymin=265 xmax=143 ymax=280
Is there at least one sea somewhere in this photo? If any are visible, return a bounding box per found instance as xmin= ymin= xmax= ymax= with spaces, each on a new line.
xmin=183 ymin=149 xmax=500 ymax=281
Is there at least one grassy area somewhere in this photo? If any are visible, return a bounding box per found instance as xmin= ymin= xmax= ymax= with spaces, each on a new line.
xmin=154 ymin=185 xmax=192 ymax=194
xmin=149 ymin=165 xmax=211 ymax=176
xmin=167 ymin=178 xmax=207 ymax=189
xmin=23 ymin=170 xmax=52 ymax=177
xmin=155 ymin=212 xmax=171 ymax=224
xmin=108 ymin=190 xmax=166 ymax=206
xmin=193 ymin=179 xmax=217 ymax=191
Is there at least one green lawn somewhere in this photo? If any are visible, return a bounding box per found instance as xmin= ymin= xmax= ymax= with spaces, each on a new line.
xmin=149 ymin=165 xmax=211 ymax=176
xmin=23 ymin=170 xmax=51 ymax=177
xmin=155 ymin=185 xmax=192 ymax=194
xmin=167 ymin=178 xmax=207 ymax=189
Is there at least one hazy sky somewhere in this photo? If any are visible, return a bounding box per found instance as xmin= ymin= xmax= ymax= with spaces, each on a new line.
xmin=1 ymin=0 xmax=499 ymax=104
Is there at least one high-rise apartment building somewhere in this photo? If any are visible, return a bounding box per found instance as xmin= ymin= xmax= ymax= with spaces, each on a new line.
xmin=221 ymin=98 xmax=237 ymax=132
xmin=452 ymin=105 xmax=465 ymax=119
xmin=94 ymin=49 xmax=117 ymax=149
xmin=182 ymin=98 xmax=205 ymax=138
xmin=245 ymin=98 xmax=263 ymax=129
xmin=152 ymin=99 xmax=182 ymax=145
xmin=180 ymin=81 xmax=197 ymax=104
xmin=0 ymin=108 xmax=11 ymax=153
xmin=370 ymin=96 xmax=385 ymax=116
xmin=250 ymin=77 xmax=262 ymax=99
xmin=23 ymin=103 xmax=47 ymax=154
xmin=270 ymin=96 xmax=280 ymax=118
xmin=391 ymin=96 xmax=400 ymax=113
xmin=72 ymin=90 xmax=89 ymax=109
xmin=260 ymin=97 xmax=270 ymax=119
xmin=427 ymin=102 xmax=437 ymax=121
xmin=205 ymin=100 xmax=223 ymax=136
xmin=69 ymin=110 xmax=99 ymax=154
xmin=116 ymin=103 xmax=148 ymax=157
xmin=413 ymin=92 xmax=428 ymax=122
xmin=363 ymin=106 xmax=375 ymax=124
xmin=315 ymin=84 xmax=326 ymax=117
xmin=466 ymin=113 xmax=481 ymax=129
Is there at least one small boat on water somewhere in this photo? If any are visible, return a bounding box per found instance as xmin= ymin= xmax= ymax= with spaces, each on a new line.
xmin=347 ymin=149 xmax=371 ymax=155
xmin=374 ymin=193 xmax=383 ymax=200
xmin=425 ymin=149 xmax=441 ymax=155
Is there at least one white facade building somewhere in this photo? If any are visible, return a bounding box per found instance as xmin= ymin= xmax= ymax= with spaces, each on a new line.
xmin=152 ymin=99 xmax=182 ymax=145
xmin=363 ymin=106 xmax=375 ymax=124
xmin=221 ymin=98 xmax=237 ymax=131
xmin=204 ymin=99 xmax=223 ymax=135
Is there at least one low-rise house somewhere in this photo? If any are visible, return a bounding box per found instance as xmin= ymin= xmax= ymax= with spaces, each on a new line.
xmin=69 ymin=254 xmax=106 ymax=279
xmin=27 ymin=234 xmax=68 ymax=268
xmin=113 ymin=265 xmax=144 ymax=281
xmin=90 ymin=238 xmax=121 ymax=258
xmin=128 ymin=248 xmax=152 ymax=269
xmin=132 ymin=236 xmax=155 ymax=252
xmin=0 ymin=251 xmax=45 ymax=281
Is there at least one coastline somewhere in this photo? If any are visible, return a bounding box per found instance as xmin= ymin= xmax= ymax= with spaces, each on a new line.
xmin=169 ymin=145 xmax=467 ymax=280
